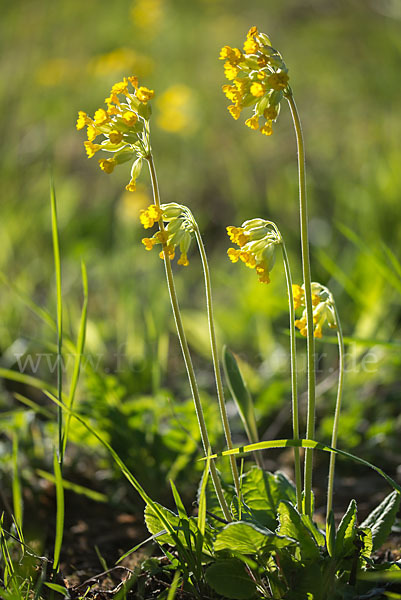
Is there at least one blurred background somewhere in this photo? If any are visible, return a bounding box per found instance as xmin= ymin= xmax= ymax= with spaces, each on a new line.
xmin=1 ymin=0 xmax=401 ymax=553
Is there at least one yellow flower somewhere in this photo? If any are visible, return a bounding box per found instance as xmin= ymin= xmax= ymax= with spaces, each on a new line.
xmin=264 ymin=106 xmax=278 ymax=120
xmin=87 ymin=124 xmax=100 ymax=141
xmin=227 ymin=248 xmax=241 ymax=263
xmin=137 ymin=86 xmax=154 ymax=102
xmin=125 ymin=179 xmax=136 ymax=192
xmin=219 ymin=46 xmax=242 ymax=64
xmin=227 ymin=105 xmax=241 ymax=120
xmin=224 ymin=62 xmax=239 ymax=81
xmin=107 ymin=103 xmax=119 ymax=116
xmin=128 ymin=75 xmax=138 ymax=88
xmin=260 ymin=121 xmax=273 ymax=136
xmin=177 ymin=252 xmax=189 ymax=266
xmin=239 ymin=251 xmax=256 ymax=268
xmin=84 ymin=141 xmax=101 ymax=158
xmin=255 ymin=264 xmax=270 ymax=284
xmin=250 ymin=82 xmax=265 ymax=98
xmin=222 ymin=84 xmax=241 ymax=103
xmin=140 ymin=204 xmax=163 ymax=228
xmin=226 ymin=226 xmax=249 ymax=247
xmin=245 ymin=115 xmax=259 ymax=130
xmin=243 ymin=37 xmax=259 ymax=54
xmin=292 ymin=284 xmax=304 ymax=310
xmin=94 ymin=108 xmax=109 ymax=126
xmin=99 ymin=158 xmax=116 ymax=173
xmin=122 ymin=111 xmax=138 ymax=126
xmin=159 ymin=246 xmax=175 ymax=260
xmin=142 ymin=237 xmax=157 ymax=250
xmin=76 ymin=111 xmax=90 ymax=130
xmin=111 ymin=78 xmax=129 ymax=96
xmin=267 ymin=72 xmax=289 ymax=91
xmin=109 ymin=130 xmax=123 ymax=144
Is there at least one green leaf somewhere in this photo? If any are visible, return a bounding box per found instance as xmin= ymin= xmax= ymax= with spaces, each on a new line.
xmin=277 ymin=501 xmax=320 ymax=559
xmin=214 ymin=521 xmax=292 ymax=554
xmin=360 ymin=491 xmax=401 ymax=552
xmin=145 ymin=503 xmax=181 ymax=546
xmin=240 ymin=467 xmax=296 ymax=530
xmin=205 ymin=558 xmax=257 ymax=600
xmin=334 ymin=499 xmax=357 ymax=559
xmin=222 ymin=347 xmax=259 ymax=445
xmin=44 ymin=582 xmax=70 ymax=597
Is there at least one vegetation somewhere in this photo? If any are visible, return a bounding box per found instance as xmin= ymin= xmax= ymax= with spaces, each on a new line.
xmin=1 ymin=2 xmax=401 ymax=599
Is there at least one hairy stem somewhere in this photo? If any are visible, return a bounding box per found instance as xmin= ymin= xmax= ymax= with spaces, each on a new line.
xmin=146 ymin=154 xmax=231 ymax=522
xmin=326 ymin=303 xmax=344 ymax=519
xmin=281 ymin=243 xmax=302 ymax=512
xmin=286 ymin=91 xmax=316 ymax=517
xmin=194 ymin=226 xmax=241 ymax=497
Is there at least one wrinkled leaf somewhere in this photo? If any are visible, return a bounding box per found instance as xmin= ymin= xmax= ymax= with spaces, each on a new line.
xmin=335 ymin=499 xmax=357 ymax=559
xmin=241 ymin=467 xmax=296 ymax=530
xmin=277 ymin=501 xmax=320 ymax=559
xmin=214 ymin=521 xmax=292 ymax=554
xmin=205 ymin=558 xmax=257 ymax=599
xmin=360 ymin=491 xmax=400 ymax=552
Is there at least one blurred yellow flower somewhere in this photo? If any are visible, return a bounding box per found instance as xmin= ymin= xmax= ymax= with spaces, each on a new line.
xmin=88 ymin=48 xmax=154 ymax=78
xmin=156 ymin=85 xmax=197 ymax=134
xmin=131 ymin=0 xmax=163 ymax=33
xmin=36 ymin=58 xmax=77 ymax=87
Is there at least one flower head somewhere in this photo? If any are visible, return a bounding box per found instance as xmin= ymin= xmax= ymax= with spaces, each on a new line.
xmin=77 ymin=75 xmax=154 ymax=190
xmin=226 ymin=219 xmax=280 ymax=284
xmin=139 ymin=203 xmax=196 ymax=267
xmin=220 ymin=27 xmax=289 ymax=135
xmin=293 ymin=283 xmax=337 ymax=338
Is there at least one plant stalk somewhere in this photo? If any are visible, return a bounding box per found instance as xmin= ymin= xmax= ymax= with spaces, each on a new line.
xmin=146 ymin=154 xmax=232 ymax=522
xmin=286 ymin=91 xmax=316 ymax=517
xmin=194 ymin=226 xmax=241 ymax=497
xmin=326 ymin=303 xmax=344 ymax=519
xmin=281 ymin=242 xmax=302 ymax=512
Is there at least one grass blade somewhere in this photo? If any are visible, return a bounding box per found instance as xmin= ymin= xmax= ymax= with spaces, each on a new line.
xmin=62 ymin=260 xmax=88 ymax=458
xmin=52 ymin=451 xmax=64 ymax=573
xmin=202 ymin=438 xmax=401 ymax=495
xmin=12 ymin=433 xmax=23 ymax=530
xmin=50 ymin=176 xmax=63 ymax=465
xmin=167 ymin=570 xmax=181 ymax=600
xmin=36 ymin=469 xmax=107 ymax=503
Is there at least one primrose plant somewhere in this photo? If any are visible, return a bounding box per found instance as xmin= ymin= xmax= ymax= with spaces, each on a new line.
xmin=77 ymin=27 xmax=401 ymax=600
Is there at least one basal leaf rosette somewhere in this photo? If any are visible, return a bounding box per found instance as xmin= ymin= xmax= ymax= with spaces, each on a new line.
xmin=227 ymin=219 xmax=281 ymax=284
xmin=220 ymin=26 xmax=289 ymax=136
xmin=76 ymin=76 xmax=155 ymax=191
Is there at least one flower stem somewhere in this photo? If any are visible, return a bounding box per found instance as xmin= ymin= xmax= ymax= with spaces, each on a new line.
xmin=286 ymin=91 xmax=316 ymax=517
xmin=194 ymin=226 xmax=241 ymax=497
xmin=146 ymin=154 xmax=232 ymax=522
xmin=281 ymin=242 xmax=302 ymax=512
xmin=326 ymin=303 xmax=344 ymax=520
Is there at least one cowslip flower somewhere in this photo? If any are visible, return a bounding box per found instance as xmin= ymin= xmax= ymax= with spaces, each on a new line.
xmin=140 ymin=202 xmax=195 ymax=266
xmin=220 ymin=26 xmax=289 ymax=135
xmin=226 ymin=218 xmax=280 ymax=284
xmin=76 ymin=75 xmax=155 ymax=192
xmin=293 ymin=283 xmax=337 ymax=338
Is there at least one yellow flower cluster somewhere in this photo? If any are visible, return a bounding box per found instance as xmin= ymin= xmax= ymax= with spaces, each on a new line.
xmin=226 ymin=219 xmax=280 ymax=284
xmin=140 ymin=203 xmax=194 ymax=266
xmin=293 ymin=283 xmax=337 ymax=338
xmin=220 ymin=26 xmax=289 ymax=135
xmin=76 ymin=76 xmax=155 ymax=191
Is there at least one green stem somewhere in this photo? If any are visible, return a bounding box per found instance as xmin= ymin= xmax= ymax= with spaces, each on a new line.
xmin=146 ymin=154 xmax=232 ymax=522
xmin=194 ymin=226 xmax=241 ymax=497
xmin=281 ymin=242 xmax=302 ymax=512
xmin=326 ymin=303 xmax=344 ymax=520
xmin=286 ymin=91 xmax=316 ymax=517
